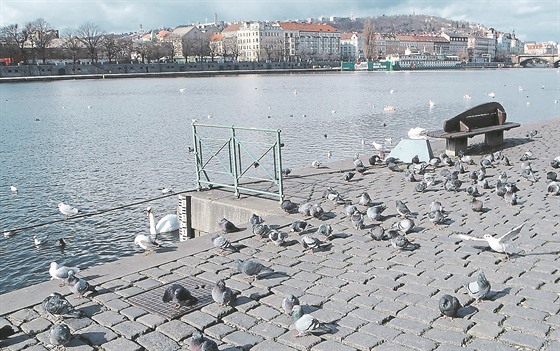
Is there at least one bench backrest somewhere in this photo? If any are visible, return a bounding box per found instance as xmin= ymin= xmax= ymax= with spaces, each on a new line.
xmin=443 ymin=102 xmax=507 ymax=132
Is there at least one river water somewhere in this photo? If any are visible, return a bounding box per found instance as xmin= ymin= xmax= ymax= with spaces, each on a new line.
xmin=0 ymin=69 xmax=559 ymax=294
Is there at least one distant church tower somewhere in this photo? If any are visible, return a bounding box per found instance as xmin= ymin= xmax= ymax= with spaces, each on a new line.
xmin=214 ymin=13 xmax=218 ymax=24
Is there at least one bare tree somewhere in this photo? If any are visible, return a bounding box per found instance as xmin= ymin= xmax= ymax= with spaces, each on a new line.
xmin=0 ymin=23 xmax=30 ymax=64
xmin=76 ymin=22 xmax=104 ymax=62
xmin=30 ymin=18 xmax=56 ymax=63
xmin=363 ymin=17 xmax=377 ymax=60
xmin=102 ymin=34 xmax=119 ymax=63
xmin=158 ymin=42 xmax=174 ymax=62
xmin=181 ymin=36 xmax=194 ymax=61
xmin=61 ymin=28 xmax=84 ymax=64
xmin=192 ymin=34 xmax=210 ymax=63
xmin=222 ymin=36 xmax=239 ymax=62
xmin=116 ymin=38 xmax=133 ymax=63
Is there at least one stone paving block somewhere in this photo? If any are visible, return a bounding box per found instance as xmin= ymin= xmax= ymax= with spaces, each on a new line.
xmin=249 ymin=322 xmax=286 ymax=339
xmin=342 ymin=331 xmax=383 ymax=349
xmin=498 ymin=304 xmax=547 ymax=321
xmin=330 ymin=290 xmax=358 ymax=303
xmin=201 ymin=302 xmax=235 ymax=319
xmin=394 ymin=333 xmax=438 ymax=351
xmin=134 ymin=278 xmax=162 ymax=290
xmin=102 ymin=279 xmax=131 ymax=291
xmin=156 ymin=319 xmax=195 ymax=342
xmin=181 ymin=310 xmax=217 ymax=330
xmin=349 ymin=308 xmax=392 ymax=325
xmin=114 ymin=286 xmax=144 ymax=298
xmin=306 ymin=284 xmax=340 ymax=298
xmin=137 ymin=313 xmax=167 ymax=329
xmin=120 ymin=306 xmax=148 ymax=321
xmin=312 ymin=340 xmax=357 ymax=351
xmin=104 ymin=298 xmax=131 ymax=312
xmin=299 ymin=294 xmax=328 ymax=308
xmin=61 ymin=316 xmax=93 ymax=332
xmin=499 ymin=330 xmax=545 ymax=349
xmin=92 ymin=310 xmax=126 ymax=327
xmin=358 ymin=323 xmax=401 ymax=341
xmin=247 ymin=305 xmax=281 ymax=321
xmin=0 ymin=333 xmax=38 ymax=350
xmin=502 ymin=315 xmax=550 ymax=337
xmin=136 ymin=330 xmax=181 ymax=351
xmin=222 ymin=311 xmax=258 ymax=330
xmin=92 ymin=292 xmax=122 ymax=303
xmin=18 ymin=345 xmax=48 ymax=351
xmin=100 ymin=337 xmax=143 ymax=351
xmin=121 ymin=273 xmax=145 ymax=283
xmin=467 ymin=322 xmax=503 ymax=339
xmin=374 ymin=300 xmax=408 ymax=315
xmin=8 ymin=309 xmax=40 ymax=325
xmin=79 ymin=324 xmax=118 ymax=345
xmin=277 ymin=332 xmax=322 ymax=349
xmin=140 ymin=267 xmax=171 ymax=279
xmin=231 ymin=296 xmax=259 ymax=313
xmin=250 ymin=340 xmax=298 ymax=351
xmin=386 ymin=317 xmax=430 ymax=335
xmin=337 ymin=315 xmax=368 ymax=330
xmin=112 ymin=320 xmax=151 ymax=340
xmin=545 ymin=340 xmax=560 ymax=351
xmin=423 ymin=327 xmax=470 ymax=347
xmin=396 ymin=305 xmax=440 ymax=324
xmin=20 ymin=317 xmax=51 ymax=335
xmin=222 ymin=330 xmax=263 ymax=350
xmin=521 ymin=297 xmax=560 ymax=315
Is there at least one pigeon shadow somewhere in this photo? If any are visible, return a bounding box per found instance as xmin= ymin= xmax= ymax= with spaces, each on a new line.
xmin=320 ymin=212 xmax=337 ymax=220
xmin=457 ymin=305 xmax=478 ymax=318
xmin=489 ymin=287 xmax=512 ymax=301
xmin=259 ymin=271 xmax=289 ymax=280
xmin=283 ymin=239 xmax=300 ymax=247
xmin=156 ymin=246 xmax=178 ymax=254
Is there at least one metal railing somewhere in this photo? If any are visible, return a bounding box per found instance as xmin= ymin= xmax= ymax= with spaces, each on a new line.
xmin=192 ymin=122 xmax=284 ymax=202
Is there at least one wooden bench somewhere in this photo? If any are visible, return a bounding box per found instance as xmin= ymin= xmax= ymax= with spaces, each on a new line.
xmin=427 ymin=102 xmax=520 ymax=156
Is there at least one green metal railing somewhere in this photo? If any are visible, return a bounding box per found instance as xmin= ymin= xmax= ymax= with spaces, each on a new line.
xmin=191 ymin=122 xmax=284 ymax=202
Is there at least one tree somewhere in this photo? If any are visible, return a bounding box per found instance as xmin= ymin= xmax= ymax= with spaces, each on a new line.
xmin=363 ymin=17 xmax=377 ymax=60
xmin=61 ymin=28 xmax=84 ymax=64
xmin=222 ymin=36 xmax=239 ymax=61
xmin=0 ymin=23 xmax=30 ymax=64
xmin=76 ymin=22 xmax=104 ymax=62
xmin=102 ymin=34 xmax=120 ymax=63
xmin=30 ymin=18 xmax=56 ymax=63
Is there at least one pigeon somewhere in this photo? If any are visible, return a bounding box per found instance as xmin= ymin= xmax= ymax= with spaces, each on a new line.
xmin=389 ymin=230 xmax=419 ymax=252
xmin=444 ymin=178 xmax=462 ymax=192
xmin=414 ymin=181 xmax=427 ymax=193
xmin=521 ymin=168 xmax=538 ymax=183
xmin=429 ymin=157 xmax=441 ymax=167
xmin=355 ymin=164 xmax=367 ymax=175
xmin=291 ymin=220 xmax=311 ymax=233
xmin=395 ymin=200 xmax=415 ymax=218
xmin=49 ymin=323 xmax=72 ymax=349
xmin=252 ymin=223 xmax=271 ymax=239
xmin=466 ymin=185 xmax=481 ymax=197
xmin=235 ymin=259 xmax=274 ymax=281
xmin=439 ymin=294 xmax=462 ymax=319
xmin=298 ymin=202 xmax=313 ymax=216
xmin=547 ymin=171 xmax=558 ymax=181
xmin=0 ymin=325 xmax=16 ymax=340
xmin=189 ymin=330 xmax=219 ymax=351
xmin=282 ymin=294 xmax=301 ymax=315
xmin=281 ymin=199 xmax=299 ymax=214
xmin=456 ymin=222 xmax=527 ymax=258
xmin=520 ymin=150 xmax=533 ymax=161
xmin=504 ymin=185 xmax=517 ymax=206
xmin=268 ymin=229 xmax=288 ymax=246
xmin=281 ymin=168 xmax=292 ymax=177
xmin=212 ymin=234 xmax=238 ymax=253
xmin=471 ymin=197 xmax=483 ymax=212
xmin=495 ymin=180 xmax=506 ymax=197
xmin=548 ymin=181 xmax=560 ymax=196
xmin=249 ymin=213 xmax=264 ymax=226
xmin=551 ymin=159 xmax=560 ymax=169
xmin=498 ymin=171 xmax=508 ymax=184
xmin=454 ymin=161 xmax=465 ymax=174
xmin=309 ymin=204 xmax=324 ymax=219
xmin=369 ymin=225 xmax=388 ymax=241
xmin=411 ymin=155 xmax=420 ymax=164
xmin=212 ymin=279 xmax=234 ymax=307
xmin=404 ymin=170 xmax=417 ymax=182
xmin=428 ymin=210 xmax=446 ymax=226
xmin=55 ymin=238 xmax=66 ymax=249
xmin=464 ymin=270 xmax=491 ymax=303
xmin=366 ymin=205 xmax=387 ymax=221
xmin=218 ymin=218 xmax=240 ymax=233
xmin=424 ymin=173 xmax=436 ymax=186
xmin=66 ymin=271 xmax=96 ymax=298
xmin=343 ymin=204 xmax=359 ymax=216
xmin=311 ymin=160 xmax=322 ymax=168
xmin=291 ymin=304 xmax=333 ymax=337
xmin=344 ymin=172 xmax=355 ymax=182
xmin=358 ymin=192 xmax=374 ymax=206
xmin=134 ymin=234 xmax=161 ymax=254
xmin=42 ymin=292 xmax=84 ymax=320
xmin=162 ymin=283 xmax=197 ymax=308
xmin=369 ymin=155 xmax=381 ymax=165
xmin=316 ymin=224 xmax=334 ymax=240
xmin=49 ymin=262 xmax=80 ymax=287
xmin=350 ymin=211 xmax=364 ymax=230
xmin=392 ymin=218 xmax=415 ymax=234
xmin=429 ymin=201 xmax=444 ymax=213
xmin=301 ymin=235 xmax=330 ymax=253
xmin=387 ymin=162 xmax=401 ymax=172
xmin=58 ymin=202 xmax=78 ymax=217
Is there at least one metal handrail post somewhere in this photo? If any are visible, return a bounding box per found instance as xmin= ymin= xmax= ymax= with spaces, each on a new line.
xmin=230 ymin=126 xmax=240 ymax=198
xmin=192 ymin=123 xmax=201 ymax=190
xmin=276 ymin=129 xmax=284 ymax=202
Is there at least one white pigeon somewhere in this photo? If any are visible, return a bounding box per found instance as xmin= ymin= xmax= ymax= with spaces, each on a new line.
xmin=49 ymin=262 xmax=80 ymax=286
xmin=58 ymin=202 xmax=78 ymax=217
xmin=456 ymin=222 xmax=527 ymax=257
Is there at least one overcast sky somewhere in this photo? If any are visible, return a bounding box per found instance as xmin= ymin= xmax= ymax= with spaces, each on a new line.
xmin=1 ymin=0 xmax=558 ymax=42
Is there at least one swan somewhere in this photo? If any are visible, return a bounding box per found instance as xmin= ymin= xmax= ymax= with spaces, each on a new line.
xmin=463 ymin=94 xmax=472 ymax=100
xmin=408 ymin=127 xmax=428 ymax=140
xmin=383 ymin=105 xmax=396 ymax=112
xmin=10 ymin=185 xmax=17 ymax=193
xmin=58 ymin=202 xmax=78 ymax=217
xmin=147 ymin=207 xmax=179 ymax=235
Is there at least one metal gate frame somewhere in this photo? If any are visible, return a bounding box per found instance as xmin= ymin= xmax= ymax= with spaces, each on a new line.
xmin=192 ymin=123 xmax=284 ymax=202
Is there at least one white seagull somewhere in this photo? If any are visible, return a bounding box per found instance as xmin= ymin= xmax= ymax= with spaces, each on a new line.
xmin=456 ymin=222 xmax=527 ymax=258
xmin=429 ymin=100 xmax=435 ymax=108
xmin=58 ymin=202 xmax=78 ymax=217
xmin=10 ymin=185 xmax=17 ymax=193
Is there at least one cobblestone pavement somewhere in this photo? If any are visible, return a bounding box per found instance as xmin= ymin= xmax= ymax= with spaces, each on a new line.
xmin=1 ymin=119 xmax=559 ymax=351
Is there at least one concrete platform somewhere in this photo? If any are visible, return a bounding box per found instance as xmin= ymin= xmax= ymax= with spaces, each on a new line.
xmin=1 ymin=118 xmax=559 ymax=351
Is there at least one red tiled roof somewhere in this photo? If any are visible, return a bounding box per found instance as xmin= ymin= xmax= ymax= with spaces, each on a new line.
xmin=340 ymin=33 xmax=354 ymax=40
xmin=210 ymin=33 xmax=222 ymax=41
xmin=277 ymin=22 xmax=338 ymax=33
xmin=223 ymin=23 xmax=242 ymax=32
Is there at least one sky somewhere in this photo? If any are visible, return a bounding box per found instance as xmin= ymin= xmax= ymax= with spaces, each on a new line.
xmin=1 ymin=0 xmax=558 ymax=42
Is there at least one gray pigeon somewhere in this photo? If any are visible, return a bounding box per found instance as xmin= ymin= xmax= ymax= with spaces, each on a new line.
xmin=281 ymin=199 xmax=299 ymax=214
xmin=316 ymin=224 xmax=334 ymax=240
xmin=429 ymin=201 xmax=444 ymax=213
xmin=343 ymin=172 xmax=355 ymax=182
xmin=369 ymin=225 xmax=388 ymax=241
xmin=268 ymin=229 xmax=288 ymax=246
xmin=282 ymin=294 xmax=300 ymax=315
xmin=428 ymin=210 xmax=446 ymax=226
xmin=495 ymin=180 xmax=506 ymax=197
xmin=235 ymin=259 xmax=274 ymax=281
xmin=404 ymin=170 xmax=417 ymax=182
xmin=189 ymin=330 xmax=218 ymax=351
xmin=301 ymin=235 xmax=330 ymax=253
xmin=249 ymin=213 xmax=264 ymax=226
xmin=252 ymin=223 xmax=271 ymax=239
xmin=298 ymin=202 xmax=313 ymax=216
xmin=212 ymin=234 xmax=238 ymax=253
xmin=498 ymin=171 xmax=508 ymax=184
xmin=350 ymin=211 xmax=364 ymax=230
xmin=521 ymin=168 xmax=538 ymax=183
xmin=366 ymin=205 xmax=387 ymax=221
xmin=395 ymin=200 xmax=415 ymax=218
xmin=162 ymin=283 xmax=197 ymax=308
xmin=389 ymin=230 xmax=420 ymax=252
xmin=212 ymin=279 xmax=234 ymax=307
xmin=358 ymin=192 xmax=374 ymax=206
xmin=504 ymin=185 xmax=517 ymax=206
xmin=292 ymin=305 xmax=333 ymax=337
xmin=548 ymin=181 xmax=560 ymax=196
xmin=49 ymin=323 xmax=72 ymax=349
xmin=66 ymin=271 xmax=96 ymax=298
xmin=465 ymin=270 xmax=491 ymax=303
xmin=291 ymin=220 xmax=311 ymax=233
xmin=218 ymin=218 xmax=240 ymax=233
xmin=439 ymin=294 xmax=462 ymax=318
xmin=414 ymin=181 xmax=427 ymax=193
xmin=546 ymin=171 xmax=558 ymax=181
xmin=429 ymin=157 xmax=441 ymax=167
xmin=424 ymin=173 xmax=436 ymax=186
xmin=392 ymin=218 xmax=415 ymax=234
xmin=42 ymin=292 xmax=84 ymax=320
xmin=471 ymin=197 xmax=483 ymax=212
xmin=343 ymin=204 xmax=358 ymax=216
xmin=466 ymin=185 xmax=481 ymax=197
xmin=309 ymin=204 xmax=324 ymax=219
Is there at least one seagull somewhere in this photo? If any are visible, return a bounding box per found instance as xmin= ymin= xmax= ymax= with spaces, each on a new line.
xmin=34 ymin=235 xmax=48 ymax=246
xmin=456 ymin=222 xmax=527 ymax=258
xmin=147 ymin=207 xmax=179 ymax=234
xmin=311 ymin=160 xmax=322 ymax=168
xmin=291 ymin=304 xmax=333 ymax=337
xmin=49 ymin=262 xmax=80 ymax=287
xmin=162 ymin=283 xmax=197 ymax=309
xmin=179 ymin=88 xmax=186 ymax=92
xmin=487 ymin=92 xmax=495 ymax=98
xmin=389 ymin=89 xmax=395 ymax=94
xmin=134 ymin=234 xmax=161 ymax=255
xmin=160 ymin=187 xmax=173 ymax=194
xmin=429 ymin=100 xmax=435 ymax=108
xmin=10 ymin=185 xmax=17 ymax=193
xmin=372 ymin=141 xmax=384 ymax=150
xmin=58 ymin=202 xmax=78 ymax=217
xmin=463 ymin=94 xmax=472 ymax=100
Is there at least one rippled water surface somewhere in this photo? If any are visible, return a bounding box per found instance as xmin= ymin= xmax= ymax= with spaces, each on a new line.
xmin=1 ymin=69 xmax=558 ymax=294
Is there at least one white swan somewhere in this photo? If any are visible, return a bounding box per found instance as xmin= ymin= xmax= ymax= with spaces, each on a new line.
xmin=147 ymin=207 xmax=179 ymax=235
xmin=58 ymin=202 xmax=78 ymax=217
xmin=408 ymin=127 xmax=428 ymax=140
xmin=383 ymin=105 xmax=396 ymax=112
